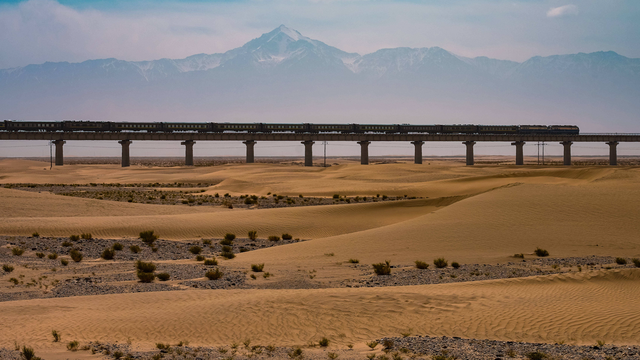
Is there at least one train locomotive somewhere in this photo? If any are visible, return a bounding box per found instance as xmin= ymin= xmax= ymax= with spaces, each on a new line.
xmin=1 ymin=120 xmax=580 ymax=135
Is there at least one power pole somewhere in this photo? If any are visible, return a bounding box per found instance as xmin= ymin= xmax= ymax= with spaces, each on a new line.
xmin=49 ymin=140 xmax=53 ymax=170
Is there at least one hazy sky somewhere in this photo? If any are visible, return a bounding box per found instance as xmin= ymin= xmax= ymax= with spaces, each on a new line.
xmin=1 ymin=0 xmax=639 ymax=69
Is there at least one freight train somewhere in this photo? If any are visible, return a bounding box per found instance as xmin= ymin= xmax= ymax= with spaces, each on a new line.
xmin=0 ymin=121 xmax=580 ymax=135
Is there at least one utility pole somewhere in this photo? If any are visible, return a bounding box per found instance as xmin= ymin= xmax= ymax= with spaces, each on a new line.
xmin=49 ymin=140 xmax=53 ymax=170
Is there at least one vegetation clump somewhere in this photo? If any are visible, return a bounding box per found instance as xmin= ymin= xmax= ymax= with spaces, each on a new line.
xmin=248 ymin=230 xmax=257 ymax=240
xmin=268 ymin=235 xmax=280 ymax=242
xmin=101 ymin=248 xmax=115 ymax=260
xmin=48 ymin=253 xmax=58 ymax=260
xmin=205 ymin=268 xmax=224 ymax=280
xmin=415 ymin=260 xmax=429 ymax=269
xmin=60 ymin=259 xmax=69 ymax=266
xmin=67 ymin=340 xmax=79 ymax=351
xmin=21 ymin=345 xmax=41 ymax=360
xmin=136 ymin=260 xmax=156 ymax=283
xmin=36 ymin=252 xmax=45 ymax=258
xmin=112 ymin=243 xmax=123 ymax=251
xmin=632 ymin=258 xmax=640 ymax=268
xmin=12 ymin=247 xmax=24 ymax=256
xmin=451 ymin=262 xmax=460 ymax=269
xmin=189 ymin=246 xmax=202 ymax=255
xmin=534 ymin=248 xmax=549 ymax=257
xmin=615 ymin=257 xmax=627 ymax=265
xmin=3 ymin=264 xmax=14 ymax=273
xmin=204 ymin=258 xmax=218 ymax=266
xmin=318 ymin=337 xmax=330 ymax=347
xmin=69 ymin=249 xmax=83 ymax=262
xmin=69 ymin=235 xmax=80 ymax=242
xmin=373 ymin=261 xmax=391 ymax=275
xmin=282 ymin=233 xmax=293 ymax=240
xmin=433 ymin=258 xmax=448 ymax=268
xmin=156 ymin=272 xmax=171 ymax=281
xmin=251 ymin=263 xmax=265 ymax=272
xmin=129 ymin=245 xmax=141 ymax=253
xmin=52 ymin=330 xmax=61 ymax=342
xmin=81 ymin=233 xmax=92 ymax=240
xmin=61 ymin=241 xmax=73 ymax=247
xmin=348 ymin=258 xmax=360 ymax=264
xmin=32 ymin=232 xmax=40 ymax=237
xmin=525 ymin=351 xmax=548 ymax=360
xmin=140 ymin=230 xmax=158 ymax=246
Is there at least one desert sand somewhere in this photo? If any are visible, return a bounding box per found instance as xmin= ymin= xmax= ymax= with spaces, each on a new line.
xmin=1 ymin=158 xmax=640 ymax=358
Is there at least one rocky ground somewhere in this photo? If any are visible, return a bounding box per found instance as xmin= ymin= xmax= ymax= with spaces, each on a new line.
xmin=4 ymin=336 xmax=640 ymax=360
xmin=343 ymin=256 xmax=640 ymax=288
xmin=4 ymin=182 xmax=412 ymax=209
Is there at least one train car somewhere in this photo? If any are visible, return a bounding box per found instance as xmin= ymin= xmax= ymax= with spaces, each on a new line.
xmin=355 ymin=124 xmax=399 ymax=133
xmin=63 ymin=121 xmax=110 ymax=132
xmin=478 ymin=125 xmax=518 ymax=134
xmin=549 ymin=125 xmax=579 ymax=135
xmin=442 ymin=124 xmax=478 ymax=134
xmin=518 ymin=125 xmax=549 ymax=134
xmin=308 ymin=124 xmax=354 ymax=133
xmin=0 ymin=120 xmax=7 ymax=131
xmin=398 ymin=124 xmax=441 ymax=133
xmin=214 ymin=123 xmax=260 ymax=132
xmin=112 ymin=122 xmax=162 ymax=132
xmin=162 ymin=123 xmax=210 ymax=132
xmin=261 ymin=123 xmax=307 ymax=133
xmin=8 ymin=121 xmax=63 ymax=132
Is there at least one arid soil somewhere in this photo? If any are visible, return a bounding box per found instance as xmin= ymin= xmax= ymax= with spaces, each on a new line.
xmin=1 ymin=157 xmax=640 ymax=360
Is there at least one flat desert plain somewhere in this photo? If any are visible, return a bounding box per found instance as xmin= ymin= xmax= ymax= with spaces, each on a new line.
xmin=1 ymin=158 xmax=639 ymax=360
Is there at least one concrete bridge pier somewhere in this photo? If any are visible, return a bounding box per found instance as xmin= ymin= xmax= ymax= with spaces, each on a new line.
xmin=243 ymin=140 xmax=256 ymax=163
xmin=463 ymin=141 xmax=475 ymax=166
xmin=511 ymin=141 xmax=525 ymax=165
xmin=53 ymin=139 xmax=65 ymax=166
xmin=607 ymin=141 xmax=618 ymax=166
xmin=561 ymin=141 xmax=573 ymax=165
xmin=118 ymin=140 xmax=132 ymax=167
xmin=412 ymin=141 xmax=424 ymax=164
xmin=301 ymin=140 xmax=314 ymax=167
xmin=358 ymin=141 xmax=371 ymax=165
xmin=181 ymin=140 xmax=195 ymax=166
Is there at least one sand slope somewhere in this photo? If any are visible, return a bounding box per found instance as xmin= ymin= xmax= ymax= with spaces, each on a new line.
xmin=1 ymin=269 xmax=638 ymax=349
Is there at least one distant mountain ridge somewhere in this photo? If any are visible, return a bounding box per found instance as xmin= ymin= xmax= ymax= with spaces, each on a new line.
xmin=1 ymin=25 xmax=639 ymax=132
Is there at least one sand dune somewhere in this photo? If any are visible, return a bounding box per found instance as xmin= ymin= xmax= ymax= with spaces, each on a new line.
xmin=1 ymin=269 xmax=638 ymax=350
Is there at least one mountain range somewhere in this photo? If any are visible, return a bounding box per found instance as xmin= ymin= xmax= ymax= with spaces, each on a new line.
xmin=1 ymin=25 xmax=639 ymax=132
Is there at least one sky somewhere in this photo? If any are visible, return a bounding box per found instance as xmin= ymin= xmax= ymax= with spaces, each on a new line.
xmin=0 ymin=0 xmax=639 ymax=69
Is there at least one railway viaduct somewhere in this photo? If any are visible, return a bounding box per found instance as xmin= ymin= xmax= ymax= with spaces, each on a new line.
xmin=1 ymin=131 xmax=639 ymax=167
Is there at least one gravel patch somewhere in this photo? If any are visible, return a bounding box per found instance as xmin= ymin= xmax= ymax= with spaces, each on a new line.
xmin=344 ymin=256 xmax=639 ymax=288
xmin=383 ymin=335 xmax=640 ymax=360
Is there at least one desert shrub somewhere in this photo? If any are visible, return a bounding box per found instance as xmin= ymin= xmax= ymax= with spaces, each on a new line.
xmin=204 ymin=259 xmax=218 ymax=266
xmin=2 ymin=264 xmax=14 ymax=273
xmin=220 ymin=238 xmax=234 ymax=246
xmin=52 ymin=330 xmax=61 ymax=342
xmin=156 ymin=343 xmax=170 ymax=350
xmin=222 ymin=245 xmax=232 ymax=252
xmin=69 ymin=235 xmax=80 ymax=242
xmin=366 ymin=341 xmax=379 ymax=350
xmin=129 ymin=245 xmax=141 ymax=253
xmin=136 ymin=260 xmax=156 ymax=273
xmin=137 ymin=271 xmax=155 ymax=283
xmin=69 ymin=249 xmax=83 ymax=262
xmin=113 ymin=351 xmax=124 ymax=359
xmin=525 ymin=352 xmax=548 ymax=360
xmin=67 ymin=340 xmax=79 ymax=351
xmin=251 ymin=263 xmax=264 ymax=272
xmin=333 ymin=194 xmax=340 ymax=199
xmin=12 ymin=247 xmax=24 ymax=256
xmin=151 ymin=246 xmax=158 ymax=253
xmin=112 ymin=243 xmax=123 ymax=251
xmin=101 ymin=248 xmax=115 ymax=260
xmin=288 ymin=347 xmax=303 ymax=359
xmin=451 ymin=262 xmax=460 ymax=269
xmin=348 ymin=259 xmax=360 ymax=264
xmin=189 ymin=246 xmax=202 ymax=255
xmin=156 ymin=272 xmax=171 ymax=281
xmin=224 ymin=233 xmax=236 ymax=241
xmin=60 ymin=259 xmax=69 ymax=266
xmin=268 ymin=235 xmax=280 ymax=242
xmin=21 ymin=346 xmax=41 ymax=360
xmin=48 ymin=253 xmax=58 ymax=260
xmin=319 ymin=337 xmax=330 ymax=347
xmin=534 ymin=248 xmax=549 ymax=257
xmin=282 ymin=233 xmax=293 ymax=240
xmin=248 ymin=230 xmax=257 ymax=240
xmin=9 ymin=277 xmax=19 ymax=285
xmin=196 ymin=255 xmax=205 ymax=261
xmin=382 ymin=339 xmax=394 ymax=349
xmin=433 ymin=258 xmax=448 ymax=268
xmin=32 ymin=232 xmax=40 ymax=237
xmin=139 ymin=230 xmax=158 ymax=245
xmin=615 ymin=257 xmax=627 ymax=265
xmin=36 ymin=252 xmax=45 ymax=258
xmin=202 ymin=239 xmax=212 ymax=245
xmin=221 ymin=251 xmax=235 ymax=259
xmin=633 ymin=258 xmax=640 ymax=268
xmin=415 ymin=261 xmax=429 ymax=269
xmin=205 ymin=268 xmax=224 ymax=280
xmin=81 ymin=233 xmax=92 ymax=240
xmin=61 ymin=241 xmax=73 ymax=247
xmin=513 ymin=253 xmax=525 ymax=258
xmin=373 ymin=261 xmax=391 ymax=275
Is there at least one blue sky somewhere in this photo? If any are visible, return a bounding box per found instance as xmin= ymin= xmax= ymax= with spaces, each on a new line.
xmin=0 ymin=0 xmax=639 ymax=69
